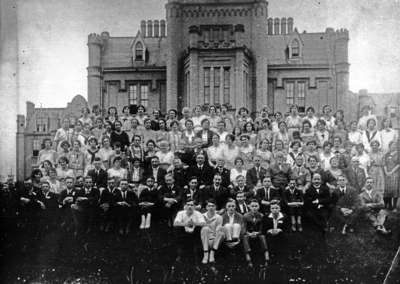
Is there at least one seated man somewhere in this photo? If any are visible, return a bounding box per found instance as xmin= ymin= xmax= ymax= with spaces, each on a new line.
xmin=40 ymin=181 xmax=59 ymax=231
xmin=159 ymin=174 xmax=182 ymax=227
xmin=99 ymin=178 xmax=116 ymax=232
xmin=243 ymin=199 xmax=269 ymax=267
xmin=58 ymin=176 xmax=77 ymax=230
xmin=235 ymin=191 xmax=250 ymax=215
xmin=246 ymin=155 xmax=270 ymax=189
xmin=359 ymin=177 xmax=390 ymax=234
xmin=282 ymin=178 xmax=304 ymax=232
xmin=332 ymin=175 xmax=360 ymax=235
xmin=114 ymin=179 xmax=138 ymax=235
xmin=173 ymin=198 xmax=206 ymax=262
xmin=216 ymin=198 xmax=243 ymax=248
xmin=262 ymin=200 xmax=287 ymax=256
xmin=138 ymin=176 xmax=159 ymax=230
xmin=200 ymin=199 xmax=223 ymax=264
xmin=256 ymin=176 xmax=281 ymax=214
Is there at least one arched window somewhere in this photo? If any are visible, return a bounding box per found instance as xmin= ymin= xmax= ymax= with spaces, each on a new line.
xmin=291 ymin=39 xmax=300 ymax=57
xmin=135 ymin=42 xmax=144 ymax=61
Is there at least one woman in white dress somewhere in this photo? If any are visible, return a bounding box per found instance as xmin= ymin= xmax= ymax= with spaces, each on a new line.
xmin=207 ymin=133 xmax=225 ymax=167
xmin=380 ymin=117 xmax=398 ymax=154
xmin=222 ymin=134 xmax=240 ymax=170
xmin=38 ymin=138 xmax=57 ymax=167
xmin=107 ymin=156 xmax=128 ymax=182
xmin=230 ymin=157 xmax=247 ymax=186
xmin=98 ymin=137 xmax=115 ymax=169
xmin=360 ymin=118 xmax=382 ymax=153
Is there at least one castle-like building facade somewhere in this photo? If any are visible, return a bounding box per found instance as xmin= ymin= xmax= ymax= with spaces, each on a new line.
xmin=88 ymin=0 xmax=350 ymax=115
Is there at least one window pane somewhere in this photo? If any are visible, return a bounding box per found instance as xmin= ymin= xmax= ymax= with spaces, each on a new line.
xmin=214 ymin=68 xmax=220 ymax=104
xmin=286 ymin=82 xmax=294 ymax=106
xmin=291 ymin=40 xmax=300 ymax=57
xmin=140 ymin=85 xmax=149 ymax=107
xmin=135 ymin=42 xmax=143 ymax=60
xmin=204 ymin=68 xmax=211 ymax=104
xmin=129 ymin=85 xmax=138 ymax=105
xmin=223 ymin=67 xmax=230 ymax=104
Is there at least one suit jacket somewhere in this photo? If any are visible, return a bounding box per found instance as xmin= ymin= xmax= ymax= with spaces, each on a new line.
xmin=344 ymin=166 xmax=366 ymax=192
xmin=58 ymin=188 xmax=77 ymax=209
xmin=332 ymin=186 xmax=360 ymax=210
xmin=232 ymin=185 xmax=254 ymax=199
xmin=41 ymin=191 xmax=59 ymax=212
xmin=282 ymin=188 xmax=304 ymax=205
xmin=269 ymin=163 xmax=293 ymax=190
xmin=181 ymin=186 xmax=209 ymax=209
xmin=221 ymin=211 xmax=243 ymax=227
xmin=213 ymin=167 xmax=231 ymax=188
xmin=207 ymin=185 xmax=231 ymax=210
xmin=75 ymin=187 xmax=100 ymax=209
xmin=179 ymin=147 xmax=209 ymax=166
xmin=87 ymin=168 xmax=108 ymax=189
xmin=159 ymin=184 xmax=183 ymax=206
xmin=256 ymin=186 xmax=281 ymax=203
xmin=145 ymin=167 xmax=167 ymax=185
xmin=187 ymin=163 xmax=214 ymax=186
xmin=138 ymin=186 xmax=159 ymax=204
xmin=99 ymin=187 xmax=114 ymax=205
xmin=243 ymin=211 xmax=264 ymax=233
xmin=195 ymin=129 xmax=215 ymax=148
xmin=169 ymin=167 xmax=187 ymax=188
xmin=235 ymin=201 xmax=250 ymax=215
xmin=113 ymin=189 xmax=138 ymax=207
xmin=246 ymin=166 xmax=269 ymax=188
xmin=304 ymin=184 xmax=331 ymax=211
xmin=262 ymin=212 xmax=287 ymax=235
xmin=359 ymin=189 xmax=384 ymax=211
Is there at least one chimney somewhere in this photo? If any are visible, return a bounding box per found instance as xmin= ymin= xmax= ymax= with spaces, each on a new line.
xmin=281 ymin=18 xmax=287 ymax=34
xmin=160 ymin=20 xmax=166 ymax=37
xmin=274 ymin=18 xmax=280 ymax=35
xmin=267 ymin=18 xmax=273 ymax=35
xmin=147 ymin=20 xmax=153 ymax=37
xmin=287 ymin=17 xmax=294 ymax=33
xmin=141 ymin=20 xmax=146 ymax=36
xmin=154 ymin=20 xmax=160 ymax=37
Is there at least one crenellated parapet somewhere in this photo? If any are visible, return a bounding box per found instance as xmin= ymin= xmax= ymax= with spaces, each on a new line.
xmin=139 ymin=19 xmax=167 ymax=37
xmin=267 ymin=17 xmax=294 ymax=35
xmin=87 ymin=33 xmax=103 ymax=46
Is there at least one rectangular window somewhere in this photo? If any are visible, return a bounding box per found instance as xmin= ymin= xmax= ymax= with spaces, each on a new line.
xmin=223 ymin=67 xmax=230 ymax=104
xmin=33 ymin=139 xmax=41 ymax=157
xmin=297 ymin=81 xmax=306 ymax=112
xmin=286 ymin=82 xmax=295 ymax=106
xmin=213 ymin=67 xmax=220 ymax=105
xmin=36 ymin=117 xmax=47 ymax=132
xmin=140 ymin=85 xmax=149 ymax=107
xmin=129 ymin=85 xmax=138 ymax=105
xmin=204 ymin=67 xmax=211 ymax=104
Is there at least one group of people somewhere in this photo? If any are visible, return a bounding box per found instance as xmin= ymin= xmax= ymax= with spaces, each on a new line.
xmin=1 ymin=103 xmax=399 ymax=267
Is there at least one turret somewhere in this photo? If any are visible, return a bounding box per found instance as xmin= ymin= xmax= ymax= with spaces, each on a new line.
xmin=160 ymin=19 xmax=166 ymax=37
xmin=267 ymin=18 xmax=273 ymax=35
xmin=281 ymin=18 xmax=287 ymax=34
xmin=147 ymin=20 xmax=153 ymax=37
xmin=188 ymin=25 xmax=199 ymax=48
xmin=141 ymin=20 xmax=147 ymax=37
xmin=274 ymin=18 xmax=280 ymax=35
xmin=16 ymin=114 xmax=26 ymax=181
xmin=287 ymin=17 xmax=294 ymax=33
xmin=87 ymin=33 xmax=103 ymax=108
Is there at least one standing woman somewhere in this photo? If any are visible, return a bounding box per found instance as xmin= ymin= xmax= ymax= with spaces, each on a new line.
xmin=181 ymin=119 xmax=196 ymax=148
xmin=156 ymin=119 xmax=169 ymax=142
xmin=220 ymin=104 xmax=235 ymax=132
xmin=83 ymin=137 xmax=100 ymax=174
xmin=192 ymin=105 xmax=207 ymax=133
xmin=207 ymin=134 xmax=225 ymax=167
xmin=321 ymin=105 xmax=336 ymax=132
xmin=257 ymin=119 xmax=274 ymax=146
xmin=368 ymin=140 xmax=385 ymax=194
xmin=286 ymin=104 xmax=303 ymax=140
xmin=315 ymin=119 xmax=330 ymax=148
xmin=305 ymin=107 xmax=318 ymax=129
xmin=237 ymin=107 xmax=252 ymax=130
xmin=256 ymin=139 xmax=274 ymax=168
xmin=361 ymin=118 xmax=382 ymax=153
xmin=271 ymin=112 xmax=283 ymax=133
xmin=68 ymin=140 xmax=85 ymax=176
xmin=380 ymin=117 xmax=398 ymax=154
xmin=242 ymin=122 xmax=258 ymax=147
xmin=273 ymin=121 xmax=291 ymax=151
xmin=383 ymin=141 xmax=399 ymax=211
xmin=127 ymin=118 xmax=143 ymax=142
xmin=208 ymin=105 xmax=220 ymax=132
xmin=78 ymin=107 xmax=93 ymax=127
xmin=38 ymin=138 xmax=57 ymax=167
xmin=135 ymin=105 xmax=148 ymax=126
xmin=300 ymin=120 xmax=317 ymax=146
xmin=98 ymin=137 xmax=115 ymax=170
xmin=166 ymin=109 xmax=178 ymax=130
xmin=222 ymin=134 xmax=240 ymax=170
xmin=105 ymin=106 xmax=118 ymax=130
xmin=54 ymin=117 xmax=73 ymax=152
xmin=348 ymin=120 xmax=362 ymax=146
xmin=168 ymin=121 xmax=182 ymax=152
xmin=120 ymin=106 xmax=133 ymax=132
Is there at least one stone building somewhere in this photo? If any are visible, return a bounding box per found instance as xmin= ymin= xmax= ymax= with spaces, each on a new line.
xmin=88 ymin=0 xmax=350 ymax=116
xmin=16 ymin=95 xmax=88 ymax=180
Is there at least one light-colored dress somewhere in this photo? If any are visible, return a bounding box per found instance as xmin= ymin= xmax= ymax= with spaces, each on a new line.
xmin=368 ymin=151 xmax=385 ymax=194
xmin=384 ymin=151 xmax=399 ymax=198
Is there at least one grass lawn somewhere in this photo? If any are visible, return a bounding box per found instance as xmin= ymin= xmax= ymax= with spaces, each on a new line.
xmin=0 ymin=212 xmax=399 ymax=284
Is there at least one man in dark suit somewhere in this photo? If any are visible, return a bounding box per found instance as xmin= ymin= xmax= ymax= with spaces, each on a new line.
xmin=256 ymin=176 xmax=281 ymax=214
xmin=213 ymin=158 xmax=231 ymax=188
xmin=159 ymin=174 xmax=183 ymax=226
xmin=178 ymin=137 xmax=209 ymax=166
xmin=331 ymin=175 xmax=361 ymax=234
xmin=71 ymin=176 xmax=100 ymax=236
xmin=269 ymin=152 xmax=293 ymax=191
xmin=207 ymin=173 xmax=231 ymax=213
xmin=235 ymin=192 xmax=250 ymax=215
xmin=195 ymin=119 xmax=215 ymax=148
xmin=98 ymin=178 xmax=116 ymax=232
xmin=58 ymin=176 xmax=77 ymax=230
xmin=343 ymin=157 xmax=367 ymax=192
xmin=87 ymin=157 xmax=108 ymax=189
xmin=187 ymin=153 xmax=214 ymax=187
xmin=246 ymin=155 xmax=270 ymax=189
xmin=40 ymin=181 xmax=59 ymax=231
xmin=231 ymin=175 xmax=253 ymax=199
xmin=304 ymin=173 xmax=333 ymax=233
xmin=145 ymin=156 xmax=167 ymax=186
xmin=113 ymin=179 xmax=138 ymax=235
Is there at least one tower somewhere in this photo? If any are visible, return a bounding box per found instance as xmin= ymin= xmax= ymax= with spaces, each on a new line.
xmin=334 ymin=29 xmax=350 ymax=108
xmin=16 ymin=115 xmax=25 ymax=180
xmin=87 ymin=33 xmax=103 ymax=109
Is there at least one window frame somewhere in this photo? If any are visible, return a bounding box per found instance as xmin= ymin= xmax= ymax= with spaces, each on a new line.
xmin=135 ymin=42 xmax=144 ymax=61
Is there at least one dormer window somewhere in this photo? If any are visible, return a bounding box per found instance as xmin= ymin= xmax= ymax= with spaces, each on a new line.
xmin=291 ymin=39 xmax=300 ymax=57
xmin=135 ymin=42 xmax=144 ymax=61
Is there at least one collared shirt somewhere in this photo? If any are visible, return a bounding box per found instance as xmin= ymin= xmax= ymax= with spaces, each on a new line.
xmin=152 ymin=167 xmax=159 ymax=181
xmin=269 ymin=212 xmax=284 ymax=230
xmin=121 ymin=191 xmax=127 ymax=200
xmin=228 ymin=213 xmax=235 ymax=225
